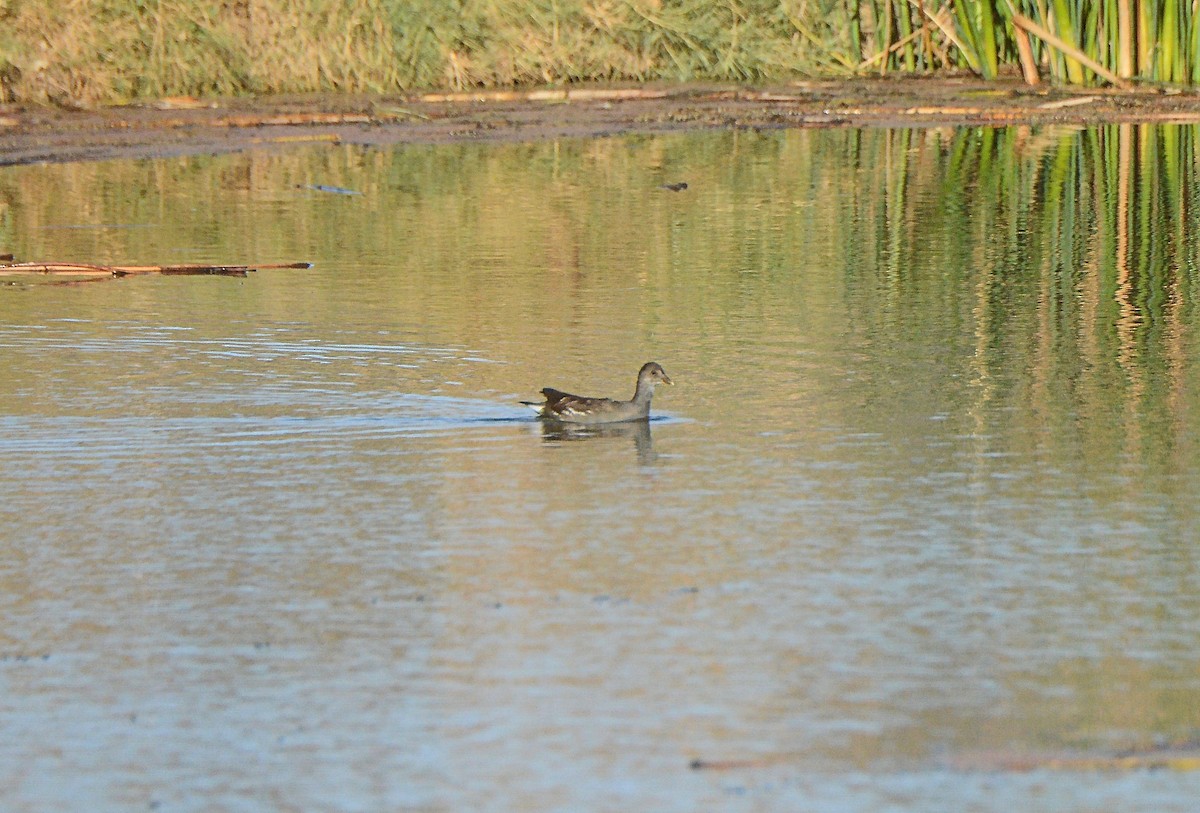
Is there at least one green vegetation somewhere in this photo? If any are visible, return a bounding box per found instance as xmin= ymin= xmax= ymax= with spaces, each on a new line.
xmin=2 ymin=0 xmax=1200 ymax=106
xmin=2 ymin=1 xmax=1200 ymax=105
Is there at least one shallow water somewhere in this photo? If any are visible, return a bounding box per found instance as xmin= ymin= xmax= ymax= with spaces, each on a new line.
xmin=4 ymin=126 xmax=1200 ymax=811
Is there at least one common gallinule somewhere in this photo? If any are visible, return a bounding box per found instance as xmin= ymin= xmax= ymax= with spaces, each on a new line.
xmin=522 ymin=362 xmax=673 ymax=424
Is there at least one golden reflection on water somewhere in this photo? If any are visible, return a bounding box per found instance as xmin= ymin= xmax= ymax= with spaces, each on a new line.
xmin=3 ymin=124 xmax=1200 ymax=808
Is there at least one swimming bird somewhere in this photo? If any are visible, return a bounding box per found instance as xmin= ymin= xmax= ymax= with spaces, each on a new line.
xmin=522 ymin=362 xmax=673 ymax=424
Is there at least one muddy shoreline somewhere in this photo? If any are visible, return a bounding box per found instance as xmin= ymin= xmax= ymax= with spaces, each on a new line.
xmin=4 ymin=77 xmax=1200 ymax=166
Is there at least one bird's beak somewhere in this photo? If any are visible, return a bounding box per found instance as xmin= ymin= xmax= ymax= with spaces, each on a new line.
xmin=662 ymin=373 xmax=674 ymax=386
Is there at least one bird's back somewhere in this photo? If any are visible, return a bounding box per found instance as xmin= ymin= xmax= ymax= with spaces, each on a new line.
xmin=540 ymin=389 xmax=644 ymax=423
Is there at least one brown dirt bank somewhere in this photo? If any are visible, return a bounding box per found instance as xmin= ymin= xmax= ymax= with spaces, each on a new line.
xmin=4 ymin=77 xmax=1200 ymax=166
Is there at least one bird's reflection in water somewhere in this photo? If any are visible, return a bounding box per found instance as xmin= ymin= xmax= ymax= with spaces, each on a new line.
xmin=535 ymin=419 xmax=657 ymax=465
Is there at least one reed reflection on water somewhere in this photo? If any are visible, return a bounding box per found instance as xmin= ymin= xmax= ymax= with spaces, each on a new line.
xmin=2 ymin=124 xmax=1200 ymax=811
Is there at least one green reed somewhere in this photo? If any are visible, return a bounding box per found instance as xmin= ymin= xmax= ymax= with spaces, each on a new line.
xmin=861 ymin=0 xmax=1200 ymax=85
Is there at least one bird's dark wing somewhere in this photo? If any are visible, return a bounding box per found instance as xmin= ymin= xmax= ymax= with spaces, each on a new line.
xmin=541 ymin=389 xmax=619 ymax=419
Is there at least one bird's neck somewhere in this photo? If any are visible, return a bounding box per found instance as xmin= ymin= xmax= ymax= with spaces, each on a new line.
xmin=632 ymin=379 xmax=656 ymax=406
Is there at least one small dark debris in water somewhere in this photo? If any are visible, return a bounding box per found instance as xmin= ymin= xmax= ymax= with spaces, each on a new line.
xmin=658 ymin=182 xmax=689 ymax=192
xmin=690 ymin=757 xmax=775 ymax=770
xmin=591 ymin=594 xmax=630 ymax=605
xmin=675 ymin=586 xmax=699 ymax=594
xmin=298 ymin=183 xmax=363 ymax=196
xmin=253 ymin=641 xmax=271 ymax=650
xmin=415 ymin=594 xmax=426 ymax=601
xmin=493 ymin=602 xmax=503 ymax=609
xmin=1 ymin=653 xmax=49 ymax=663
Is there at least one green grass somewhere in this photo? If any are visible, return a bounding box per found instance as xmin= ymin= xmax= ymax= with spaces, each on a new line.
xmin=2 ymin=1 xmax=1200 ymax=105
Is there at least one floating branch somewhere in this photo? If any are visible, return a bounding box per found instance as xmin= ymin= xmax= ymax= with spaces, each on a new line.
xmin=418 ymin=88 xmax=671 ymax=103
xmin=1 ymin=260 xmax=311 ymax=279
xmin=692 ymin=737 xmax=1200 ymax=774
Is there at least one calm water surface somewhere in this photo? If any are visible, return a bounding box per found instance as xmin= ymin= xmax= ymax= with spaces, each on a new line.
xmin=4 ymin=126 xmax=1200 ymax=811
